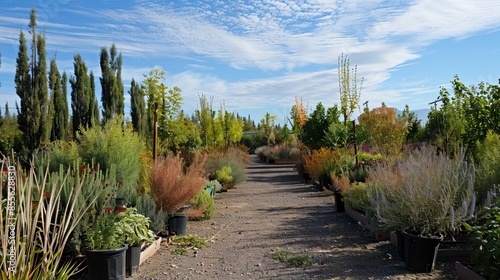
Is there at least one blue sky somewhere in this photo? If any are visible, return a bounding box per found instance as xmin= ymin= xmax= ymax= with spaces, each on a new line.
xmin=1 ymin=0 xmax=500 ymax=124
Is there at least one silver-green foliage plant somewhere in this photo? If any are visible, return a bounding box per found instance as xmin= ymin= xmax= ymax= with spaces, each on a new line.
xmin=117 ymin=207 xmax=155 ymax=245
xmin=0 ymin=156 xmax=99 ymax=279
xmin=369 ymin=146 xmax=476 ymax=236
xmin=135 ymin=193 xmax=167 ymax=233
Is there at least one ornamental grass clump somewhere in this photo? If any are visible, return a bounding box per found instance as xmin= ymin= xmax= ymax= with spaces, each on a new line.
xmin=206 ymin=147 xmax=246 ymax=186
xmin=259 ymin=144 xmax=300 ymax=161
xmin=0 ymin=157 xmax=99 ymax=279
xmin=369 ymin=146 xmax=476 ymax=237
xmin=150 ymin=152 xmax=208 ymax=213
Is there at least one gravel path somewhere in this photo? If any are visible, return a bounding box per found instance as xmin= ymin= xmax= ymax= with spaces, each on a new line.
xmin=131 ymin=155 xmax=457 ymax=280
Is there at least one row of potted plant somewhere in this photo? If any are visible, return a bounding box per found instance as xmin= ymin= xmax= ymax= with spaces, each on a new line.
xmin=293 ymin=134 xmax=499 ymax=277
xmin=328 ymin=145 xmax=499 ymax=277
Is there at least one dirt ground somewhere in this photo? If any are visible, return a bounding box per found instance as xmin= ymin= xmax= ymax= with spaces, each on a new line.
xmin=130 ymin=155 xmax=457 ymax=280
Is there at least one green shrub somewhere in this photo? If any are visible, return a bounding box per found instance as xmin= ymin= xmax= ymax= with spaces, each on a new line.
xmin=465 ymin=205 xmax=500 ymax=280
xmin=171 ymin=235 xmax=207 ymax=249
xmin=206 ymin=179 xmax=222 ymax=193
xmin=475 ymin=131 xmax=500 ymax=203
xmin=37 ymin=141 xmax=81 ymax=172
xmin=189 ymin=189 xmax=215 ymax=220
xmin=286 ymin=255 xmax=313 ymax=267
xmin=215 ymin=165 xmax=233 ymax=184
xmin=78 ymin=117 xmax=143 ymax=204
xmin=269 ymin=248 xmax=292 ymax=262
xmin=135 ymin=193 xmax=167 ymax=232
xmin=206 ymin=148 xmax=247 ymax=186
xmin=344 ymin=182 xmax=369 ymax=213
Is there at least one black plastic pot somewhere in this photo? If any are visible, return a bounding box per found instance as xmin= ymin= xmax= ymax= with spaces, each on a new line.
xmin=126 ymin=243 xmax=142 ymax=276
xmin=319 ymin=176 xmax=332 ymax=189
xmin=168 ymin=214 xmax=187 ymax=235
xmin=403 ymin=230 xmax=443 ymax=273
xmin=333 ymin=191 xmax=345 ymax=212
xmin=83 ymin=245 xmax=127 ymax=280
xmin=395 ymin=231 xmax=405 ymax=260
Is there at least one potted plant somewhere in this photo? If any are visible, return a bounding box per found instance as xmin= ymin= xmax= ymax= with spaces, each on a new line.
xmin=368 ymin=146 xmax=476 ymax=272
xmin=150 ymin=152 xmax=208 ymax=236
xmin=463 ymin=203 xmax=500 ymax=280
xmin=330 ymin=174 xmax=350 ymax=212
xmin=304 ymin=147 xmax=340 ymax=189
xmin=83 ymin=207 xmax=128 ymax=280
xmin=116 ymin=207 xmax=156 ymax=277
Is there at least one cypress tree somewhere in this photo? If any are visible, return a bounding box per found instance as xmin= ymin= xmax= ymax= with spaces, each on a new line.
xmin=100 ymin=44 xmax=124 ymax=123
xmin=129 ymin=78 xmax=146 ymax=137
xmin=115 ymin=46 xmax=124 ymax=117
xmin=14 ymin=30 xmax=35 ymax=151
xmin=89 ymin=71 xmax=100 ymax=125
xmin=70 ymin=54 xmax=94 ymax=135
xmin=49 ymin=58 xmax=68 ymax=141
xmin=36 ymin=34 xmax=50 ymax=144
xmin=15 ymin=8 xmax=50 ymax=153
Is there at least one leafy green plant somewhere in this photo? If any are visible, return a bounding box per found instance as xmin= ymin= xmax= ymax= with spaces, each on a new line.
xmin=344 ymin=182 xmax=369 ymax=213
xmin=269 ymin=248 xmax=292 ymax=262
xmin=117 ymin=207 xmax=155 ymax=245
xmin=475 ymin=131 xmax=500 ymax=203
xmin=171 ymin=248 xmax=188 ymax=255
xmin=268 ymin=248 xmax=312 ymax=267
xmin=171 ymin=235 xmax=207 ymax=249
xmin=187 ymin=189 xmax=215 ymax=220
xmin=37 ymin=140 xmax=81 ymax=172
xmin=464 ymin=205 xmax=500 ymax=280
xmin=215 ymin=165 xmax=233 ymax=184
xmin=84 ymin=207 xmax=125 ymax=250
xmin=286 ymin=255 xmax=313 ymax=267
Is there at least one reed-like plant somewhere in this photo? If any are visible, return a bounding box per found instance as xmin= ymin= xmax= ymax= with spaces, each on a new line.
xmin=0 ymin=156 xmax=99 ymax=279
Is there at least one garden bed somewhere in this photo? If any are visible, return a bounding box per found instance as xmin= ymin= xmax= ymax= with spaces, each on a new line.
xmin=454 ymin=261 xmax=485 ymax=280
xmin=139 ymin=237 xmax=162 ymax=265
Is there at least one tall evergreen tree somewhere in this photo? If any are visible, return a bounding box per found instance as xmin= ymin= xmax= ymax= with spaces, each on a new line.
xmin=15 ymin=30 xmax=36 ymax=151
xmin=35 ymin=34 xmax=50 ymax=144
xmin=89 ymin=71 xmax=100 ymax=124
xmin=15 ymin=8 xmax=51 ymax=153
xmin=49 ymin=58 xmax=68 ymax=141
xmin=129 ymin=78 xmax=146 ymax=137
xmin=70 ymin=54 xmax=97 ymax=135
xmin=100 ymin=44 xmax=124 ymax=123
